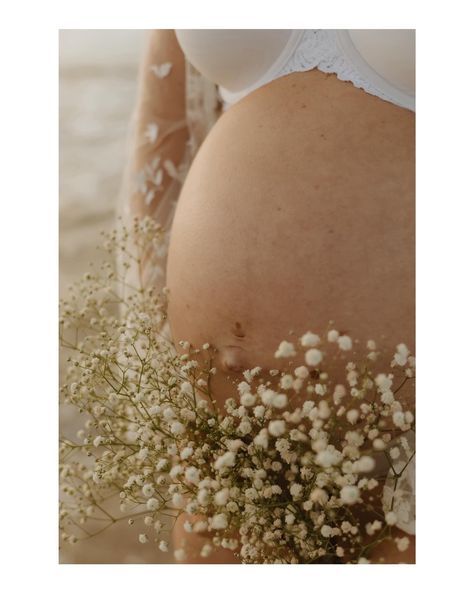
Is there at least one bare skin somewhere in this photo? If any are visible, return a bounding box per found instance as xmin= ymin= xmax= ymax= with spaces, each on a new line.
xmin=132 ymin=30 xmax=415 ymax=563
xmin=166 ymin=64 xmax=415 ymax=411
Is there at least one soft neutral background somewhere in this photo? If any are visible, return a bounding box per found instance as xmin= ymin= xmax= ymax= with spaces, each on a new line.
xmin=59 ymin=29 xmax=174 ymax=563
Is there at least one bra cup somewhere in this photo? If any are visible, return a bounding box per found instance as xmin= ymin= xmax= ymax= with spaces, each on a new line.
xmin=347 ymin=29 xmax=415 ymax=96
xmin=175 ymin=29 xmax=292 ymax=92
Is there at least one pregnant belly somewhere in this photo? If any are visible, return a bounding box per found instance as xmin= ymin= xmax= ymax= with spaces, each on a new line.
xmin=165 ymin=69 xmax=415 ymax=405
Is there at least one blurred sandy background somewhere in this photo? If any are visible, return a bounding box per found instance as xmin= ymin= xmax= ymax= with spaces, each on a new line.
xmin=59 ymin=29 xmax=174 ymax=563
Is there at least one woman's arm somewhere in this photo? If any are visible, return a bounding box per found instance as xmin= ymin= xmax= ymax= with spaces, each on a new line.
xmin=128 ymin=29 xmax=189 ymax=220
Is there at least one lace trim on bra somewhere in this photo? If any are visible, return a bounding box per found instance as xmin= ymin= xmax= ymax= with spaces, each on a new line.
xmin=274 ymin=30 xmax=397 ymax=106
xmin=220 ymin=30 xmax=414 ymax=112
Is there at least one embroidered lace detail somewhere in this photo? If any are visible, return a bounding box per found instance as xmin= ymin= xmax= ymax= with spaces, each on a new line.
xmin=220 ymin=29 xmax=401 ymax=112
xmin=273 ymin=30 xmax=394 ymax=106
xmin=382 ymin=431 xmax=416 ymax=536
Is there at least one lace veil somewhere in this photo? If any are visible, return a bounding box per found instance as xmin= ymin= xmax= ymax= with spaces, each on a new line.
xmin=116 ymin=58 xmax=222 ymax=323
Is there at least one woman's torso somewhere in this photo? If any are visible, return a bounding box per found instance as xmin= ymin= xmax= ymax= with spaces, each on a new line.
xmin=166 ymin=45 xmax=415 ymax=406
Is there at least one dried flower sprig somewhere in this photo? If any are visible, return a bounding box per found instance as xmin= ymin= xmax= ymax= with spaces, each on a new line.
xmin=59 ymin=217 xmax=415 ymax=563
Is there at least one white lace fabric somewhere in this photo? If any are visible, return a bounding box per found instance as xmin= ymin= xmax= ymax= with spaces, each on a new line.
xmin=382 ymin=431 xmax=416 ymax=536
xmin=219 ymin=30 xmax=415 ymax=113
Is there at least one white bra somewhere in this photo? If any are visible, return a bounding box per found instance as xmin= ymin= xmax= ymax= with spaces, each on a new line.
xmin=175 ymin=29 xmax=415 ymax=113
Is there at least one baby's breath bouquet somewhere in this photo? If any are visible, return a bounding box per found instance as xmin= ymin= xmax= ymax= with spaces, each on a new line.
xmin=59 ymin=217 xmax=415 ymax=564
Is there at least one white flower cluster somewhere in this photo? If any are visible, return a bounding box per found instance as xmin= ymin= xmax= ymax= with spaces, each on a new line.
xmin=59 ymin=219 xmax=415 ymax=564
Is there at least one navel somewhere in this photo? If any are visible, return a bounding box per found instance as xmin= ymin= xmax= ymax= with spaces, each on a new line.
xmin=232 ymin=321 xmax=246 ymax=338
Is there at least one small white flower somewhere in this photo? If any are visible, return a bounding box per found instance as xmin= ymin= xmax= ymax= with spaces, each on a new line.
xmin=389 ymin=446 xmax=401 ymax=460
xmin=290 ymin=483 xmax=303 ymax=500
xmin=171 ymin=421 xmax=185 ymax=435
xmin=337 ymin=335 xmax=353 ymax=351
xmin=174 ymin=548 xmax=187 ymax=561
xmin=381 ymin=390 xmax=395 ymax=405
xmin=273 ymin=394 xmax=288 ymax=409
xmin=185 ymin=467 xmax=200 ymax=484
xmin=395 ymin=536 xmax=410 ymax=552
xmin=393 ymin=343 xmax=410 ymax=366
xmin=254 ymin=430 xmax=269 ymax=449
xmin=316 ymin=448 xmax=340 ymax=468
xmin=227 ymin=439 xmax=245 ymax=452
xmin=373 ymin=438 xmax=386 ymax=451
xmin=354 ymin=456 xmax=376 ymax=473
xmin=200 ymin=543 xmax=213 ymax=558
xmin=169 ymin=465 xmax=183 ymax=478
xmin=93 ymin=436 xmax=103 ymax=447
xmin=315 ymin=383 xmax=326 ymax=396
xmin=274 ymin=340 xmax=297 ymax=358
xmin=142 ymin=484 xmax=155 ymax=498
xmin=366 ymin=520 xmax=383 ymax=536
xmin=180 ymin=447 xmax=194 ymax=460
xmin=340 ymin=485 xmax=360 ymax=505
xmin=385 ymin=511 xmax=398 ymax=526
xmin=346 ymin=409 xmax=359 ymax=424
xmin=214 ymin=489 xmax=230 ymax=506
xmin=393 ymin=411 xmax=406 ymax=427
xmin=280 ymin=374 xmax=294 ymax=390
xmin=158 ymin=540 xmax=169 ymax=552
xmin=333 ymin=384 xmax=346 ymax=404
xmin=262 ymin=388 xmax=279 ymax=406
xmin=375 ymin=373 xmax=393 ymax=393
xmin=154 ymin=520 xmax=163 ymax=532
xmin=180 ymin=381 xmax=193 ymax=395
xmin=305 ymin=348 xmax=323 ymax=366
xmin=367 ymin=339 xmax=376 ymax=350
xmin=210 ymin=513 xmax=228 ymax=530
xmin=237 ymin=381 xmax=251 ymax=395
xmin=214 ymin=451 xmax=236 ymax=471
xmin=237 ymin=417 xmax=252 ymax=436
xmin=241 ymin=392 xmax=256 ymax=407
xmin=146 ymin=497 xmax=159 ymax=511
xmin=172 ymin=493 xmax=185 ymax=508
xmin=294 ymin=365 xmax=309 ymax=379
xmin=300 ymin=331 xmax=320 ymax=347
xmin=138 ymin=533 xmax=149 ymax=544
xmin=367 ymin=478 xmax=378 ymax=490
xmin=310 ymin=488 xmax=328 ymax=506
xmin=341 ymin=521 xmax=352 ymax=534
xmin=321 ymin=525 xmax=332 ymax=537
xmin=269 ymin=420 xmax=286 ymax=437
xmin=193 ymin=520 xmax=208 ymax=533
xmin=327 ymin=329 xmax=340 ymax=342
